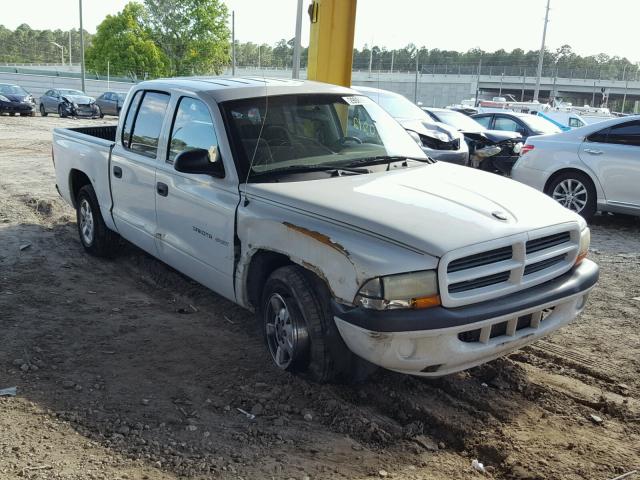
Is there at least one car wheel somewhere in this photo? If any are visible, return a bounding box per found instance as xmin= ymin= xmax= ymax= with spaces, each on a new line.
xmin=260 ymin=265 xmax=371 ymax=383
xmin=58 ymin=104 xmax=68 ymax=118
xmin=39 ymin=104 xmax=48 ymax=117
xmin=97 ymin=106 xmax=104 ymax=119
xmin=76 ymin=184 xmax=120 ymax=257
xmin=546 ymin=171 xmax=596 ymax=222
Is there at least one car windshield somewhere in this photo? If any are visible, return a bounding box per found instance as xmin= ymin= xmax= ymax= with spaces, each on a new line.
xmin=222 ymin=93 xmax=427 ymax=180
xmin=522 ymin=115 xmax=563 ymax=134
xmin=432 ymin=110 xmax=485 ymax=131
xmin=59 ymin=89 xmax=85 ymax=96
xmin=360 ymin=90 xmax=430 ymax=121
xmin=0 ymin=84 xmax=27 ymax=95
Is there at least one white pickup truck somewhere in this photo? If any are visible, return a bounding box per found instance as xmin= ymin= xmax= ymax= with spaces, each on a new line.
xmin=52 ymin=77 xmax=599 ymax=382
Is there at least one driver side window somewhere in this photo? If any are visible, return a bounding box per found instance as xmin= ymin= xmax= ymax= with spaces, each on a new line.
xmin=167 ymin=97 xmax=218 ymax=164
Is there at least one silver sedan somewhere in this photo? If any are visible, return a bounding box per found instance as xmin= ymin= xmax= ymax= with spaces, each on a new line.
xmin=512 ymin=115 xmax=640 ymax=221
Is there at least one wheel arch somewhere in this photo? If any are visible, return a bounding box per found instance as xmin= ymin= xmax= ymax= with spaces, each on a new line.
xmin=242 ymin=249 xmax=335 ymax=313
xmin=543 ymin=167 xmax=600 ymax=200
xmin=68 ymin=169 xmax=93 ymax=208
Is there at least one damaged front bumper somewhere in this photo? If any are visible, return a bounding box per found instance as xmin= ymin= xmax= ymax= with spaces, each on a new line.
xmin=332 ymin=259 xmax=599 ymax=377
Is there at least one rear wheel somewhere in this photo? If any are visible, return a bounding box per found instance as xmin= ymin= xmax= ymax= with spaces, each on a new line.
xmin=76 ymin=184 xmax=119 ymax=257
xmin=260 ymin=265 xmax=372 ymax=383
xmin=39 ymin=104 xmax=48 ymax=117
xmin=546 ymin=171 xmax=596 ymax=221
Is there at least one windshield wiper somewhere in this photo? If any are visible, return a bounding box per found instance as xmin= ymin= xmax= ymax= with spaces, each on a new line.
xmin=250 ymin=164 xmax=370 ymax=178
xmin=342 ymin=155 xmax=435 ymax=168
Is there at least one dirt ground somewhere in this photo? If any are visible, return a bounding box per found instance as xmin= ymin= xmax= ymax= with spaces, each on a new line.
xmin=0 ymin=114 xmax=639 ymax=480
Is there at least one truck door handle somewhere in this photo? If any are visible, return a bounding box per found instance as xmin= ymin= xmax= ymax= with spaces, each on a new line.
xmin=113 ymin=166 xmax=122 ymax=178
xmin=156 ymin=182 xmax=169 ymax=197
xmin=584 ymin=148 xmax=603 ymax=155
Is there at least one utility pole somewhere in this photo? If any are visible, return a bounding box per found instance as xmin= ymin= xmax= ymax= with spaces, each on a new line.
xmin=533 ymin=0 xmax=551 ymax=102
xmin=521 ymin=69 xmax=526 ymax=101
xmin=414 ymin=51 xmax=419 ymax=103
xmin=258 ymin=45 xmax=261 ymax=69
xmin=68 ymin=31 xmax=72 ymax=65
xmin=499 ymin=72 xmax=504 ymax=96
xmin=390 ymin=50 xmax=394 ymax=74
xmin=475 ymin=59 xmax=482 ymax=106
xmin=79 ymin=0 xmax=86 ymax=92
xmin=621 ymin=64 xmax=628 ymax=113
xmin=368 ymin=47 xmax=373 ymax=76
xmin=292 ymin=0 xmax=303 ymax=79
xmin=231 ymin=11 xmax=236 ymax=76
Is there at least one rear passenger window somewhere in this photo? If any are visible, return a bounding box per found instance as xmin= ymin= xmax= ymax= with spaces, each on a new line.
xmin=126 ymin=91 xmax=170 ymax=158
xmin=121 ymin=90 xmax=143 ymax=149
xmin=587 ymin=128 xmax=609 ymax=144
xmin=167 ymin=97 xmax=218 ymax=163
xmin=607 ymin=120 xmax=640 ymax=147
xmin=494 ymin=117 xmax=520 ymax=132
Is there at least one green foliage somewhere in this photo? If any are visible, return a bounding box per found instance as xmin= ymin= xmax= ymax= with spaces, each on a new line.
xmin=85 ymin=2 xmax=168 ymax=79
xmin=143 ymin=0 xmax=230 ymax=75
xmin=0 ymin=24 xmax=92 ymax=64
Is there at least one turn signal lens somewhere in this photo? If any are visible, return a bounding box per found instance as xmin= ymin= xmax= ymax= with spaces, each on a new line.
xmin=576 ymin=228 xmax=590 ymax=265
xmin=411 ymin=295 xmax=441 ymax=309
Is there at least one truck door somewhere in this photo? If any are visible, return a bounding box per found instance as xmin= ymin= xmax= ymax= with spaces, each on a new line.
xmin=110 ymin=90 xmax=170 ymax=255
xmin=154 ymin=96 xmax=238 ymax=301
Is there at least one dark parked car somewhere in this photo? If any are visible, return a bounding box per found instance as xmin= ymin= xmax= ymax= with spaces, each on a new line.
xmin=472 ymin=111 xmax=563 ymax=140
xmin=39 ymin=88 xmax=100 ymax=118
xmin=0 ymin=83 xmax=36 ymax=116
xmin=95 ymin=91 xmax=126 ymax=117
xmin=424 ymin=107 xmax=524 ymax=175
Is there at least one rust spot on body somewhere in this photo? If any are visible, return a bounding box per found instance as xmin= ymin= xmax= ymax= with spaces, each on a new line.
xmin=283 ymin=222 xmax=350 ymax=257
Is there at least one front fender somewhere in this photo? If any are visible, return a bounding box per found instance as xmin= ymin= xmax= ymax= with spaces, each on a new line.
xmin=234 ymin=195 xmax=438 ymax=308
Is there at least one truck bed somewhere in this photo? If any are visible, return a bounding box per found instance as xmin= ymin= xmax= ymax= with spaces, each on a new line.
xmin=66 ymin=125 xmax=117 ymax=142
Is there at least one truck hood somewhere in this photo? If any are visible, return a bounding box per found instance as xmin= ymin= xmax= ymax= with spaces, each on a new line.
xmin=62 ymin=95 xmax=94 ymax=104
xmin=248 ymin=162 xmax=581 ymax=257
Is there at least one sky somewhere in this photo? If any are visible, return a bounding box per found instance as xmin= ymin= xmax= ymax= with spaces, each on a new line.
xmin=1 ymin=0 xmax=638 ymax=63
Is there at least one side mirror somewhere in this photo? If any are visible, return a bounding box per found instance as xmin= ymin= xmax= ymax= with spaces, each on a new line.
xmin=174 ymin=148 xmax=224 ymax=178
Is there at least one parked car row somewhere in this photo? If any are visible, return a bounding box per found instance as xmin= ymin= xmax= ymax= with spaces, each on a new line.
xmin=353 ymin=86 xmax=639 ymax=221
xmin=0 ymin=82 xmax=126 ymax=119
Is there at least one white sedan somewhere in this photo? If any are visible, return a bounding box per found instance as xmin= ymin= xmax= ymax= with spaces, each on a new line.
xmin=512 ymin=115 xmax=640 ymax=221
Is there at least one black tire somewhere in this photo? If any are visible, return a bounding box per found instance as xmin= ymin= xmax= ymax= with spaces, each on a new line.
xmin=39 ymin=104 xmax=48 ymax=117
xmin=546 ymin=171 xmax=597 ymax=222
xmin=58 ymin=104 xmax=67 ymax=118
xmin=97 ymin=106 xmax=104 ymax=119
xmin=76 ymin=184 xmax=120 ymax=257
xmin=260 ymin=265 xmax=372 ymax=383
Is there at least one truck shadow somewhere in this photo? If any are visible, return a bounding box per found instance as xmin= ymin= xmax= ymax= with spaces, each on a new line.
xmin=0 ymin=218 xmax=617 ymax=478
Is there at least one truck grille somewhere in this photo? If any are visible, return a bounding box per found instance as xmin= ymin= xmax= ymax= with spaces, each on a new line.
xmin=438 ymin=225 xmax=580 ymax=308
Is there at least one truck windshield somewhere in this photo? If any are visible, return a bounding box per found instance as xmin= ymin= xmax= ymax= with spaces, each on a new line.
xmin=222 ymin=93 xmax=427 ymax=179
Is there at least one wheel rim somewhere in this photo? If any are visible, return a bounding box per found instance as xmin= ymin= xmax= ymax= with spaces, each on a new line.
xmin=79 ymin=198 xmax=95 ymax=245
xmin=265 ymin=293 xmax=309 ymax=369
xmin=552 ymin=179 xmax=588 ymax=213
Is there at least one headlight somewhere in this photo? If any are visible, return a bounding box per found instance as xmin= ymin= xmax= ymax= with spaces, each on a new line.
xmin=513 ymin=142 xmax=523 ymax=154
xmin=355 ymin=270 xmax=440 ymax=310
xmin=0 ymin=95 xmax=9 ymax=102
xmin=423 ymin=129 xmax=451 ymax=143
xmin=576 ymin=227 xmax=590 ymax=265
xmin=475 ymin=145 xmax=502 ymax=157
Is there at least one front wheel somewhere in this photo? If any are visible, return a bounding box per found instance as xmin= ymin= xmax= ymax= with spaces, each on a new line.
xmin=546 ymin=171 xmax=597 ymax=221
xmin=76 ymin=184 xmax=120 ymax=257
xmin=260 ymin=265 xmax=370 ymax=383
xmin=58 ymin=104 xmax=67 ymax=118
xmin=39 ymin=104 xmax=48 ymax=117
xmin=97 ymin=106 xmax=104 ymax=119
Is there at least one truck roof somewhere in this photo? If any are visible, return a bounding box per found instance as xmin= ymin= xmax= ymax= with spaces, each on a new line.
xmin=135 ymin=77 xmax=355 ymax=103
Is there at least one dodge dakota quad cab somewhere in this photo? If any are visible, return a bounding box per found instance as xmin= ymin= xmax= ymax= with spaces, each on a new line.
xmin=52 ymin=78 xmax=599 ymax=382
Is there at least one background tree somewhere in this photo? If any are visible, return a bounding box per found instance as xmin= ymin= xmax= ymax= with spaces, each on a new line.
xmin=85 ymin=2 xmax=168 ymax=79
xmin=143 ymin=0 xmax=230 ymax=75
